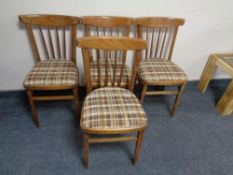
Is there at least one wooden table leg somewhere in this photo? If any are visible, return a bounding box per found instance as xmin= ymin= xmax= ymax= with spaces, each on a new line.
xmin=198 ymin=55 xmax=217 ymax=92
xmin=216 ymin=80 xmax=233 ymax=116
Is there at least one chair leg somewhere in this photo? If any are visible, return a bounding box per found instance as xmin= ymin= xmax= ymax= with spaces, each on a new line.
xmin=140 ymin=84 xmax=147 ymax=102
xmin=73 ymin=87 xmax=80 ymax=109
xmin=133 ymin=130 xmax=144 ymax=164
xmin=83 ymin=133 xmax=89 ymax=168
xmin=171 ymin=83 xmax=186 ymax=116
xmin=26 ymin=90 xmax=40 ymax=127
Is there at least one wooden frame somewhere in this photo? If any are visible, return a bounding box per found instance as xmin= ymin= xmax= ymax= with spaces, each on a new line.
xmin=81 ymin=16 xmax=134 ymax=37
xmin=136 ymin=17 xmax=186 ymax=116
xmin=198 ymin=53 xmax=233 ymax=115
xmin=19 ymin=14 xmax=80 ymax=127
xmin=81 ymin=16 xmax=134 ymax=65
xmin=77 ymin=36 xmax=147 ymax=168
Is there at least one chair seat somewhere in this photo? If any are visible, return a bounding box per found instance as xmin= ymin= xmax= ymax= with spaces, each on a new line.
xmin=24 ymin=59 xmax=79 ymax=88
xmin=139 ymin=58 xmax=187 ymax=83
xmin=90 ymin=62 xmax=130 ymax=87
xmin=81 ymin=87 xmax=147 ymax=131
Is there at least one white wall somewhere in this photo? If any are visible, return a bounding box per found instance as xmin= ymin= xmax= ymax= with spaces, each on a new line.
xmin=0 ymin=0 xmax=233 ymax=90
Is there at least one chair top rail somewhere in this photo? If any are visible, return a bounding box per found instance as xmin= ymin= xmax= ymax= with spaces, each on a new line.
xmin=136 ymin=17 xmax=185 ymax=27
xmin=19 ymin=14 xmax=80 ymax=26
xmin=81 ymin=16 xmax=134 ymax=27
xmin=78 ymin=36 xmax=147 ymax=50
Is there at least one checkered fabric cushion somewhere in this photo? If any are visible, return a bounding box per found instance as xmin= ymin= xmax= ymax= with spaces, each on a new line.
xmin=81 ymin=87 xmax=147 ymax=130
xmin=93 ymin=57 xmax=123 ymax=64
xmin=139 ymin=58 xmax=187 ymax=83
xmin=90 ymin=62 xmax=130 ymax=87
xmin=24 ymin=59 xmax=79 ymax=87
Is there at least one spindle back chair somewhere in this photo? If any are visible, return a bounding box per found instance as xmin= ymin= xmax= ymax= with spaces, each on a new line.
xmin=79 ymin=36 xmax=146 ymax=93
xmin=78 ymin=36 xmax=148 ymax=168
xmin=82 ymin=16 xmax=134 ymax=69
xmin=136 ymin=17 xmax=187 ymax=116
xmin=137 ymin=17 xmax=184 ymax=61
xmin=19 ymin=14 xmax=80 ymax=127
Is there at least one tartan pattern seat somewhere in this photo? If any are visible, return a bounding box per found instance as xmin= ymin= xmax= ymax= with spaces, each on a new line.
xmin=139 ymin=58 xmax=187 ymax=83
xmin=90 ymin=62 xmax=130 ymax=87
xmin=92 ymin=57 xmax=123 ymax=64
xmin=81 ymin=87 xmax=148 ymax=130
xmin=24 ymin=59 xmax=79 ymax=87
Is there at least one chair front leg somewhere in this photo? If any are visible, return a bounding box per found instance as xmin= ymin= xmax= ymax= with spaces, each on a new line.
xmin=26 ymin=89 xmax=40 ymax=127
xmin=171 ymin=82 xmax=186 ymax=116
xmin=83 ymin=133 xmax=89 ymax=168
xmin=133 ymin=129 xmax=145 ymax=164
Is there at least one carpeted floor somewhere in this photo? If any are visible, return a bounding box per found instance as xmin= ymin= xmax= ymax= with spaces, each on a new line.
xmin=0 ymin=83 xmax=233 ymax=175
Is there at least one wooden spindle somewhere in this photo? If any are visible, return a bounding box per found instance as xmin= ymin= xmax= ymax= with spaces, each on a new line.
xmin=111 ymin=28 xmax=113 ymax=36
xmin=117 ymin=28 xmax=120 ymax=37
xmin=56 ymin=27 xmax=61 ymax=59
xmin=48 ymin=27 xmax=55 ymax=58
xmin=63 ymin=26 xmax=66 ymax=58
xmin=137 ymin=26 xmax=144 ymax=60
xmin=145 ymin=27 xmax=149 ymax=59
xmin=112 ymin=50 xmax=118 ymax=86
xmin=71 ymin=25 xmax=77 ymax=64
xmin=96 ymin=27 xmax=99 ymax=36
xmin=39 ymin=26 xmax=49 ymax=59
xmin=103 ymin=27 xmax=106 ymax=36
xmin=149 ymin=27 xmax=155 ymax=58
xmin=154 ymin=28 xmax=161 ymax=58
xmin=96 ymin=49 xmax=101 ymax=87
xmin=159 ymin=27 xmax=168 ymax=58
xmin=104 ymin=50 xmax=109 ymax=86
xmin=118 ymin=51 xmax=126 ymax=86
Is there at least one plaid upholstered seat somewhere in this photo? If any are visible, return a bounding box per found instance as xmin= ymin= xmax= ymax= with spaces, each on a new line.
xmin=90 ymin=62 xmax=130 ymax=87
xmin=139 ymin=58 xmax=187 ymax=83
xmin=81 ymin=87 xmax=147 ymax=130
xmin=24 ymin=59 xmax=79 ymax=87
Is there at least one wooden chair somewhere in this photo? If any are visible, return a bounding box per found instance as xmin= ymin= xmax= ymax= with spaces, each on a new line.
xmin=80 ymin=16 xmax=134 ymax=88
xmin=136 ymin=17 xmax=187 ymax=116
xmin=19 ymin=15 xmax=80 ymax=127
xmin=77 ymin=36 xmax=148 ymax=168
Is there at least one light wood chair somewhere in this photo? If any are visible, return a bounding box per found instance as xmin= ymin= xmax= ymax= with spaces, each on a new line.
xmin=80 ymin=16 xmax=135 ymax=89
xmin=136 ymin=17 xmax=187 ymax=116
xmin=77 ymin=36 xmax=148 ymax=168
xmin=19 ymin=14 xmax=80 ymax=127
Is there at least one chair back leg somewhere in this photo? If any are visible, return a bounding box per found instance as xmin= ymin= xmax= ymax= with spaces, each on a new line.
xmin=26 ymin=90 xmax=40 ymax=127
xmin=83 ymin=133 xmax=89 ymax=168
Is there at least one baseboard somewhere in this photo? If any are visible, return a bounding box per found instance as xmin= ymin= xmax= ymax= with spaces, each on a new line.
xmin=0 ymin=79 xmax=231 ymax=97
xmin=186 ymin=79 xmax=231 ymax=88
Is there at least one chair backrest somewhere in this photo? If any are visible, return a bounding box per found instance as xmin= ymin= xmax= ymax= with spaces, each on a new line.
xmin=78 ymin=36 xmax=147 ymax=93
xmin=19 ymin=14 xmax=80 ymax=64
xmin=82 ymin=16 xmax=134 ymax=37
xmin=136 ymin=17 xmax=184 ymax=61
